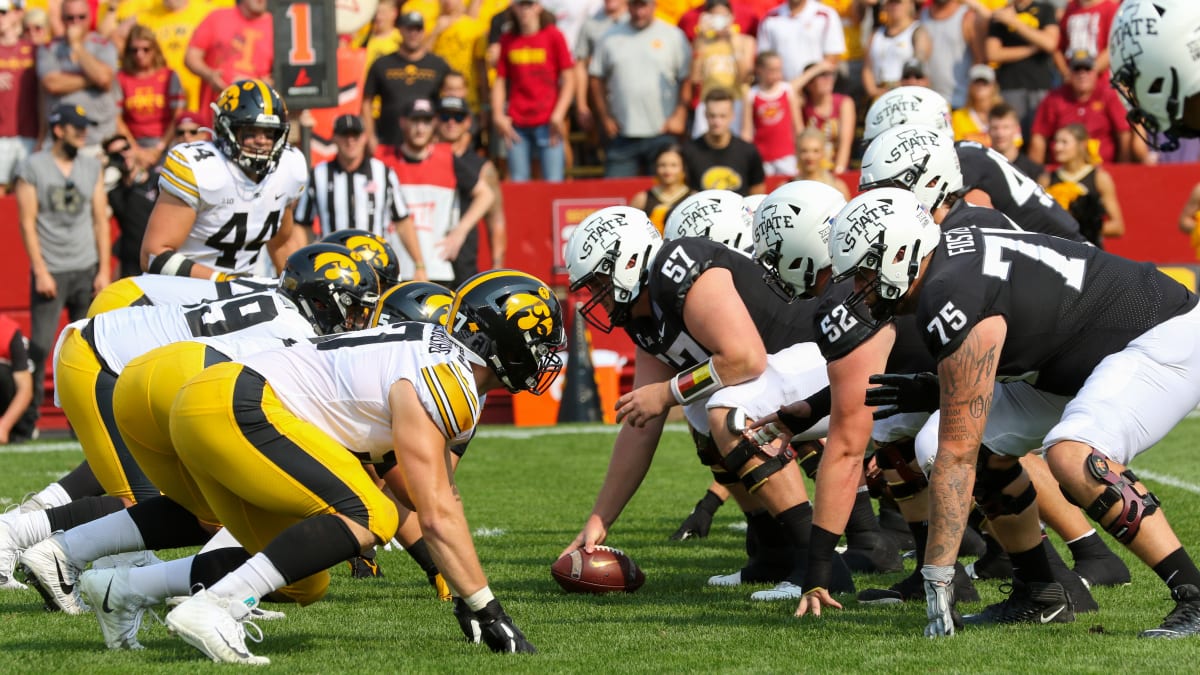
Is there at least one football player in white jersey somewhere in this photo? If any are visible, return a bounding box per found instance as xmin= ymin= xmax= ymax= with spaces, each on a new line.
xmin=140 ymin=79 xmax=308 ymax=280
xmin=3 ymin=245 xmax=379 ymax=612
xmin=87 ymin=274 xmax=278 ymax=317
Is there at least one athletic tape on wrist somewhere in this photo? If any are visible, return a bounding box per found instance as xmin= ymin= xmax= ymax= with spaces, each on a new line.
xmin=669 ymin=359 xmax=724 ymax=405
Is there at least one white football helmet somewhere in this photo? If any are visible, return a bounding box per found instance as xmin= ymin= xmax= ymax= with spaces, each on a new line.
xmin=829 ymin=187 xmax=940 ymax=321
xmin=1109 ymin=0 xmax=1200 ymax=151
xmin=663 ymin=189 xmax=753 ymax=254
xmin=565 ymin=206 xmax=662 ymax=332
xmin=860 ymin=124 xmax=963 ymax=212
xmin=862 ymin=86 xmax=952 ymax=143
xmin=752 ymin=181 xmax=847 ymax=301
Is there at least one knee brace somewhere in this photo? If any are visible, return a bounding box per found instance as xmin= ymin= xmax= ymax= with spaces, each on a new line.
xmin=791 ymin=439 xmax=823 ymax=480
xmin=721 ymin=435 xmax=796 ymax=494
xmin=1071 ymin=449 xmax=1160 ymax=545
xmin=873 ymin=439 xmax=928 ymax=502
xmin=691 ymin=427 xmax=722 ymax=467
xmin=973 ymin=449 xmax=1036 ymax=520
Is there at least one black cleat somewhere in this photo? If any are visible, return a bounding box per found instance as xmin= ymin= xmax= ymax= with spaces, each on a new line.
xmin=1045 ymin=539 xmax=1098 ymax=614
xmin=958 ymin=526 xmax=987 ymax=559
xmin=348 ymin=554 xmax=383 ymax=579
xmin=1074 ymin=553 xmax=1132 ymax=588
xmin=857 ymin=562 xmax=979 ymax=605
xmin=876 ymin=500 xmax=915 ymax=552
xmin=1140 ymin=585 xmax=1200 ymax=638
xmin=962 ymin=580 xmax=1074 ymax=626
xmin=966 ymin=533 xmax=1013 ymax=581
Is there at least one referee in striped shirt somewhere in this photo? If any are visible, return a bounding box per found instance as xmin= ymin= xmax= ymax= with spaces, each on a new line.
xmin=295 ymin=114 xmax=415 ymax=252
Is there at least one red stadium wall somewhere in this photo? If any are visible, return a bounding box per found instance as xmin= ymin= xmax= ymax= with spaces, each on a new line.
xmin=2 ymin=163 xmax=1199 ymax=428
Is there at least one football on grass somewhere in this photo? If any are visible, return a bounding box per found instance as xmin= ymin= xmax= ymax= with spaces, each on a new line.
xmin=551 ymin=545 xmax=646 ymax=593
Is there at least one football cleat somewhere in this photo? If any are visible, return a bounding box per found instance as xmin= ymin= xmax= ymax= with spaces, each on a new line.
xmin=0 ymin=519 xmax=27 ymax=590
xmin=80 ymin=567 xmax=150 ymax=650
xmin=19 ymin=533 xmax=88 ymax=614
xmin=857 ymin=562 xmax=980 ymax=605
xmin=708 ymin=570 xmax=744 ymax=587
xmin=1074 ymin=553 xmax=1132 ymax=589
xmin=962 ymin=580 xmax=1074 ymax=626
xmin=842 ymin=532 xmax=904 ymax=574
xmin=167 ymin=594 xmax=286 ymax=621
xmin=93 ymin=550 xmax=164 ymax=570
xmin=165 ymin=589 xmax=270 ymax=665
xmin=965 ymin=533 xmax=1013 ymax=581
xmin=1140 ymin=584 xmax=1200 ymax=638
xmin=347 ymin=554 xmax=383 ymax=579
xmin=750 ymin=580 xmax=804 ymax=601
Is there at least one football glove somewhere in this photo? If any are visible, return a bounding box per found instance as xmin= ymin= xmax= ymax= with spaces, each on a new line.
xmin=476 ymin=599 xmax=537 ymax=654
xmin=922 ymin=565 xmax=961 ymax=638
xmin=669 ymin=490 xmax=725 ymax=540
xmin=429 ymin=572 xmax=452 ymax=601
xmin=865 ymin=372 xmax=940 ymax=420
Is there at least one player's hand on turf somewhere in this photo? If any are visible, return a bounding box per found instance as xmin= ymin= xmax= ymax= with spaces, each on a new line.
xmin=922 ymin=565 xmax=959 ymax=638
xmin=476 ymin=599 xmax=537 ymax=654
xmin=795 ymin=587 xmax=843 ymax=618
xmin=669 ymin=490 xmax=724 ymax=540
xmin=865 ymin=372 xmax=940 ymax=420
xmin=452 ymin=597 xmax=482 ymax=644
xmin=614 ymin=382 xmax=673 ymax=428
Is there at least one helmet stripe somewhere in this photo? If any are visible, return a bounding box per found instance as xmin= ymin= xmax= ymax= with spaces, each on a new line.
xmin=447 ymin=269 xmax=537 ymax=318
xmin=256 ymin=79 xmax=274 ymax=117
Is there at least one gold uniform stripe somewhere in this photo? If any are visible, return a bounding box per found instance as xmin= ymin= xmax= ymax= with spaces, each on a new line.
xmin=256 ymin=80 xmax=273 ymax=116
xmin=420 ymin=363 xmax=478 ymax=438
xmin=160 ymin=169 xmax=200 ymax=200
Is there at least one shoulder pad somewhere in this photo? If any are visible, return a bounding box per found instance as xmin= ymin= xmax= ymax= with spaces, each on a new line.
xmin=815 ymin=301 xmax=881 ymax=362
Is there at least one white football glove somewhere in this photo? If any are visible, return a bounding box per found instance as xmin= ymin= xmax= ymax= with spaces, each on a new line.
xmin=922 ymin=564 xmax=957 ymax=638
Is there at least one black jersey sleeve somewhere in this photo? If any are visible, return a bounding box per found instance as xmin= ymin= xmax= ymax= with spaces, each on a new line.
xmin=915 ymin=228 xmax=1003 ymax=361
xmin=813 ymin=280 xmax=883 ymax=361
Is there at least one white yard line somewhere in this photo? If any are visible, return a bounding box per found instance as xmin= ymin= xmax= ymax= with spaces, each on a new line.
xmin=1135 ymin=469 xmax=1200 ymax=496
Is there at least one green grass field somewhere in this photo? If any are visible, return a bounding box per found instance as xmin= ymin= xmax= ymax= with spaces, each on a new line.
xmin=4 ymin=419 xmax=1200 ymax=672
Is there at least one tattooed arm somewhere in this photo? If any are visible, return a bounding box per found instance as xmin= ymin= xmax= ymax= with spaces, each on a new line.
xmin=924 ymin=315 xmax=1006 ymax=568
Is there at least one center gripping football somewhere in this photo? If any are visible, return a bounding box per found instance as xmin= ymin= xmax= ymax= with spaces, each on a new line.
xmin=551 ymin=545 xmax=646 ymax=593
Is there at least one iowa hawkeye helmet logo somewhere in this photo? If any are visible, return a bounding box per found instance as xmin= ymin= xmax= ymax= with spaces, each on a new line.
xmin=313 ymin=251 xmax=363 ymax=284
xmin=343 ymin=235 xmax=391 ymax=269
xmin=504 ymin=287 xmax=555 ymax=337
xmin=424 ymin=294 xmax=452 ymax=325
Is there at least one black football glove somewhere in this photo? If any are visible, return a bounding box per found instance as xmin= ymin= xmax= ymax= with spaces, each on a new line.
xmin=865 ymin=372 xmax=940 ymax=420
xmin=475 ymin=599 xmax=537 ymax=654
xmin=669 ymin=489 xmax=725 ymax=540
xmin=452 ymin=597 xmax=482 ymax=644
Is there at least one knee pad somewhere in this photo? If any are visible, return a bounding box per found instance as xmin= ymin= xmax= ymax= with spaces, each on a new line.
xmin=1071 ymin=449 xmax=1160 ymax=545
xmin=791 ymin=439 xmax=823 ymax=480
xmin=691 ymin=427 xmax=723 ymax=467
xmin=721 ymin=435 xmax=796 ymax=494
xmin=874 ymin=439 xmax=928 ymax=502
xmin=973 ymin=449 xmax=1036 ymax=520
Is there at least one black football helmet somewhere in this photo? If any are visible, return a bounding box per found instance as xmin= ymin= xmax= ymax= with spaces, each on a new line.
xmin=278 ymin=243 xmax=381 ymax=335
xmin=371 ymin=281 xmax=453 ymax=327
xmin=449 ymin=270 xmax=565 ymax=395
xmin=212 ymin=79 xmax=290 ymax=175
xmin=321 ymin=229 xmax=400 ymax=286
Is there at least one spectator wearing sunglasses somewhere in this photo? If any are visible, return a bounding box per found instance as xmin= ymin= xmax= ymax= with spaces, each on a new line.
xmin=169 ymin=110 xmax=209 ymax=147
xmin=15 ymin=103 xmax=111 ymax=432
xmin=436 ymin=96 xmax=506 ymax=270
xmin=115 ymin=24 xmax=184 ymax=169
xmin=37 ymin=0 xmax=118 ymax=158
xmin=0 ymin=0 xmax=38 ymax=196
xmin=1028 ymin=50 xmax=1130 ymax=166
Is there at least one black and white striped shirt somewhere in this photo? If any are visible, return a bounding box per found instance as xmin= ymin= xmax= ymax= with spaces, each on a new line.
xmin=294 ymin=157 xmax=409 ymax=236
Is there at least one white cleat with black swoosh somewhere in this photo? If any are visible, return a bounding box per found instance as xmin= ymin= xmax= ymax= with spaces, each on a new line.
xmin=19 ymin=533 xmax=88 ymax=614
xmin=166 ymin=589 xmax=270 ymax=666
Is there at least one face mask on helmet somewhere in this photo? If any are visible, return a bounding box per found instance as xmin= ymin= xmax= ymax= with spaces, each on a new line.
xmin=371 ymin=281 xmax=453 ymax=327
xmin=664 ymin=189 xmax=754 ymax=255
xmin=212 ymin=79 xmax=290 ymax=176
xmin=862 ymin=86 xmax=952 ymax=144
xmin=1109 ymin=0 xmax=1200 ymax=152
xmin=829 ymin=188 xmax=940 ymax=322
xmin=321 ymin=229 xmax=401 ymax=287
xmin=278 ymin=243 xmax=381 ymax=335
xmin=565 ymin=206 xmax=662 ymax=333
xmin=752 ymin=180 xmax=846 ymax=302
xmin=449 ymin=270 xmax=566 ymax=394
xmin=860 ymin=124 xmax=963 ymax=212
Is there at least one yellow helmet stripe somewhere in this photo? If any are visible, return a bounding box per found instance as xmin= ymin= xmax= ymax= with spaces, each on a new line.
xmin=256 ymin=79 xmax=273 ymax=116
xmin=448 ymin=269 xmax=540 ymax=319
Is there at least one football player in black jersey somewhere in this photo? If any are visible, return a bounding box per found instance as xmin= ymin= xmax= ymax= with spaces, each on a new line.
xmin=559 ymin=205 xmax=854 ymax=602
xmin=1109 ymin=0 xmax=1200 ymax=152
xmin=830 ymin=186 xmax=1200 ymax=638
xmin=860 ymin=123 xmax=1084 ymax=242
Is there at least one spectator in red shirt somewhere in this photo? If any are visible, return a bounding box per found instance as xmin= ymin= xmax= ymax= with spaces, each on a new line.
xmin=1054 ymin=0 xmax=1118 ymax=83
xmin=183 ymin=0 xmax=272 ymax=126
xmin=115 ymin=24 xmax=184 ymax=170
xmin=492 ymin=0 xmax=575 ymax=182
xmin=0 ymin=0 xmax=38 ymax=196
xmin=1029 ymin=50 xmax=1130 ymax=165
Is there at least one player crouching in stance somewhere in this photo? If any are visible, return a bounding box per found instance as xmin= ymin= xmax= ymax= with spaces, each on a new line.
xmin=830 ymin=187 xmax=1200 ymax=638
xmin=158 ymin=270 xmax=563 ymax=663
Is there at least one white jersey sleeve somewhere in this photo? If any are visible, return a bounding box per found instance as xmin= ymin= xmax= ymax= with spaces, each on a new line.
xmin=244 ymin=322 xmax=481 ymax=462
xmin=161 ymin=142 xmax=309 ymax=275
xmin=130 ymin=274 xmax=279 ymax=307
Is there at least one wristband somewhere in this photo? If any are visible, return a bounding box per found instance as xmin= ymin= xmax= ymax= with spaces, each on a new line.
xmin=802 ymin=525 xmax=840 ymax=593
xmin=146 ymin=250 xmax=195 ymax=277
xmin=669 ymin=359 xmax=723 ymax=405
xmin=463 ymin=585 xmax=495 ymax=612
xmin=696 ymin=489 xmax=724 ymax=515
